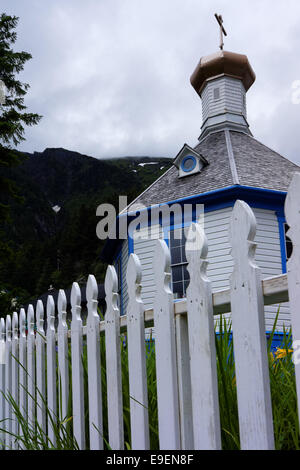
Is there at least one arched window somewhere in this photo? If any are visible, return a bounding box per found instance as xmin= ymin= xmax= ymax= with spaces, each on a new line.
xmin=284 ymin=223 xmax=293 ymax=261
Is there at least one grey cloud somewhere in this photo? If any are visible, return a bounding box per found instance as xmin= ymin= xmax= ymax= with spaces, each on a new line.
xmin=1 ymin=0 xmax=300 ymax=162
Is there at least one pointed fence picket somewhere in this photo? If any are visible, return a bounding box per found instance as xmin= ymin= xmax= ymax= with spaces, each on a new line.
xmin=285 ymin=173 xmax=300 ymax=427
xmin=0 ymin=318 xmax=5 ymax=449
xmin=11 ymin=312 xmax=19 ymax=450
xmin=185 ymin=223 xmax=221 ymax=450
xmin=104 ymin=266 xmax=124 ymax=450
xmin=46 ymin=295 xmax=57 ymax=446
xmin=36 ymin=300 xmax=46 ymax=437
xmin=18 ymin=308 xmax=27 ymax=448
xmin=153 ymin=239 xmax=180 ymax=450
xmin=70 ymin=282 xmax=85 ymax=450
xmin=126 ymin=254 xmax=149 ymax=450
xmin=2 ymin=171 xmax=300 ymax=450
xmin=86 ymin=274 xmax=103 ymax=450
xmin=5 ymin=315 xmax=12 ymax=450
xmin=229 ymin=200 xmax=274 ymax=450
xmin=27 ymin=305 xmax=36 ymax=432
xmin=57 ymin=289 xmax=69 ymax=427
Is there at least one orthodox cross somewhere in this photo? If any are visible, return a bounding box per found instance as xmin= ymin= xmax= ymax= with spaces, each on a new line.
xmin=214 ymin=13 xmax=227 ymax=50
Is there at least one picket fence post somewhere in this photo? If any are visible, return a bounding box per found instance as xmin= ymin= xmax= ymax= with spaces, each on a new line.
xmin=5 ymin=314 xmax=12 ymax=449
xmin=86 ymin=274 xmax=103 ymax=450
xmin=153 ymin=239 xmax=180 ymax=450
xmin=105 ymin=265 xmax=124 ymax=450
xmin=0 ymin=318 xmax=5 ymax=449
xmin=27 ymin=305 xmax=35 ymax=433
xmin=285 ymin=172 xmax=300 ymax=425
xmin=126 ymin=253 xmax=150 ymax=450
xmin=71 ymin=282 xmax=85 ymax=450
xmin=19 ymin=309 xmax=27 ymax=431
xmin=185 ymin=222 xmax=221 ymax=450
xmin=11 ymin=312 xmax=19 ymax=449
xmin=36 ymin=300 xmax=46 ymax=437
xmin=229 ymin=200 xmax=274 ymax=450
xmin=47 ymin=295 xmax=57 ymax=446
xmin=57 ymin=289 xmax=69 ymax=426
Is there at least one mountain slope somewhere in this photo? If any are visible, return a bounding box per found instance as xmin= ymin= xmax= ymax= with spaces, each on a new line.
xmin=1 ymin=147 xmax=172 ymax=303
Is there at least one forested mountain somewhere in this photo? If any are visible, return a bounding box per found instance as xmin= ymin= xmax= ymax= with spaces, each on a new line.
xmin=0 ymin=147 xmax=172 ymax=307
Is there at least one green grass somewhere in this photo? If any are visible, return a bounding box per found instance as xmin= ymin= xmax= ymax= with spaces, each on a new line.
xmin=0 ymin=311 xmax=299 ymax=450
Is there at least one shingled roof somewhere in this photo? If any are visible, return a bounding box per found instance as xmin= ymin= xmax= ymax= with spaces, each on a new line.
xmin=126 ymin=129 xmax=299 ymax=210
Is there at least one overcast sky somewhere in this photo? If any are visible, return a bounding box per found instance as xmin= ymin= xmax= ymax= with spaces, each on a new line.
xmin=2 ymin=0 xmax=300 ymax=163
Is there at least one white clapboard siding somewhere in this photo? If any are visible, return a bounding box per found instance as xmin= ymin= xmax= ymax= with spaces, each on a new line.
xmin=205 ymin=206 xmax=288 ymax=331
xmin=133 ymin=225 xmax=163 ymax=309
xmin=130 ymin=206 xmax=288 ymax=331
xmin=201 ymin=76 xmax=246 ymax=122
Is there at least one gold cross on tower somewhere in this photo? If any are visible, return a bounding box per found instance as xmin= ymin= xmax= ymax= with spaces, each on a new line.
xmin=214 ymin=13 xmax=227 ymax=50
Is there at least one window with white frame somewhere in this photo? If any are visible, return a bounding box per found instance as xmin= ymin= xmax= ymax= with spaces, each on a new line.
xmin=169 ymin=227 xmax=190 ymax=298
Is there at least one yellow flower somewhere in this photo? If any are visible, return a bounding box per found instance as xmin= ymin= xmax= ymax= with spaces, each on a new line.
xmin=274 ymin=348 xmax=293 ymax=359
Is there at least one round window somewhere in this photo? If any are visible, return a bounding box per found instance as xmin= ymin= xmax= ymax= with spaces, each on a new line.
xmin=181 ymin=155 xmax=197 ymax=172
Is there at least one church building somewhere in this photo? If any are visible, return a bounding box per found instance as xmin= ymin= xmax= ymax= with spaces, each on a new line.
xmin=101 ymin=19 xmax=299 ymax=335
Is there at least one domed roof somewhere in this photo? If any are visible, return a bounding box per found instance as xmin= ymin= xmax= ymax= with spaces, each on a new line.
xmin=190 ymin=50 xmax=256 ymax=95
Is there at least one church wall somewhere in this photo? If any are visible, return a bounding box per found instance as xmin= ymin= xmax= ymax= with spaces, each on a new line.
xmin=132 ymin=225 xmax=163 ymax=310
xmin=201 ymin=76 xmax=246 ymax=123
xmin=125 ymin=205 xmax=289 ymax=333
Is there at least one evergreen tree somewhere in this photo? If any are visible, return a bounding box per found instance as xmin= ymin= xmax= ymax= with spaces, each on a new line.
xmin=0 ymin=13 xmax=41 ymax=220
xmin=0 ymin=13 xmax=41 ymax=314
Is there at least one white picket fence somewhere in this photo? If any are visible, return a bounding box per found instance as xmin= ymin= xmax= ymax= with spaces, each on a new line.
xmin=1 ymin=173 xmax=300 ymax=450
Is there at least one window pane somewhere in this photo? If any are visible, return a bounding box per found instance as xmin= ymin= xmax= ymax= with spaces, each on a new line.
xmin=171 ymin=246 xmax=181 ymax=265
xmin=170 ymin=228 xmax=183 ymax=246
xmin=183 ymin=265 xmax=190 ymax=281
xmin=172 ymin=265 xmax=182 ymax=283
xmin=173 ymin=281 xmax=183 ymax=297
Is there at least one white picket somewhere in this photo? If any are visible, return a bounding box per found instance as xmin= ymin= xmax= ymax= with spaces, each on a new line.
xmin=11 ymin=312 xmax=19 ymax=449
xmin=285 ymin=172 xmax=300 ymax=426
xmin=126 ymin=254 xmax=149 ymax=450
xmin=86 ymin=274 xmax=103 ymax=450
xmin=153 ymin=239 xmax=180 ymax=450
xmin=46 ymin=295 xmax=57 ymax=447
xmin=27 ymin=305 xmax=35 ymax=432
xmin=57 ymin=289 xmax=69 ymax=426
xmin=175 ymin=313 xmax=193 ymax=450
xmin=105 ymin=265 xmax=124 ymax=450
xmin=36 ymin=300 xmax=46 ymax=437
xmin=5 ymin=315 xmax=12 ymax=449
xmin=19 ymin=309 xmax=27 ymax=431
xmin=0 ymin=318 xmax=5 ymax=449
xmin=185 ymin=223 xmax=221 ymax=449
xmin=229 ymin=200 xmax=274 ymax=450
xmin=71 ymin=282 xmax=85 ymax=449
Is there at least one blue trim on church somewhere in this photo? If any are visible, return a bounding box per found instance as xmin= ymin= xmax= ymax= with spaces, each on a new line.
xmin=101 ymin=184 xmax=287 ymax=265
xmin=100 ymin=183 xmax=289 ymax=347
